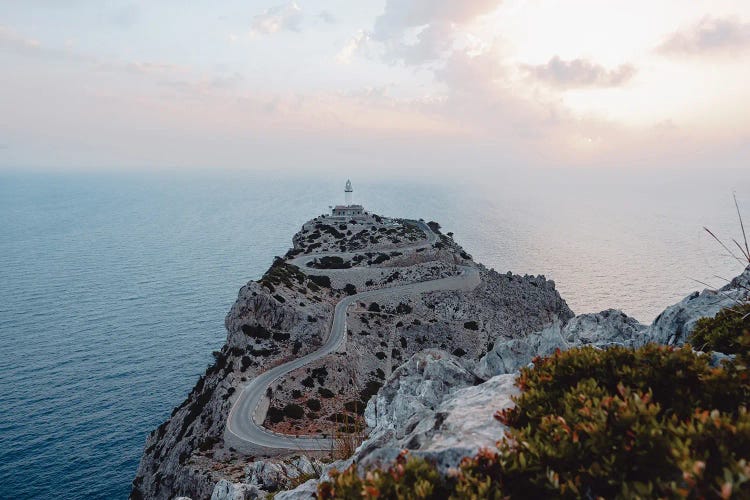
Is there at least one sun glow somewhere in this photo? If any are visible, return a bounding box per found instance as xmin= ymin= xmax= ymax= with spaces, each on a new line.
xmin=465 ymin=0 xmax=750 ymax=131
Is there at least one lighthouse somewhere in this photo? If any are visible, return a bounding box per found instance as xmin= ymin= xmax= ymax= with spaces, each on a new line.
xmin=345 ymin=179 xmax=353 ymax=205
xmin=331 ymin=179 xmax=365 ymax=218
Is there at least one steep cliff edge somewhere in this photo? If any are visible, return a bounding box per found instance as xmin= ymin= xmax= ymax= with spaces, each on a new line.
xmin=131 ymin=214 xmax=571 ymax=499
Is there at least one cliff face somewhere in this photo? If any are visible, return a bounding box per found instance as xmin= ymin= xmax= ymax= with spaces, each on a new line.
xmin=131 ymin=215 xmax=572 ymax=499
xmin=273 ymin=266 xmax=750 ymax=499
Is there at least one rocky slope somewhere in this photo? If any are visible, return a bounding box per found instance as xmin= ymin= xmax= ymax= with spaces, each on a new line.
xmin=131 ymin=215 xmax=571 ymax=499
xmin=271 ymin=265 xmax=750 ymax=499
xmin=132 ymin=207 xmax=750 ymax=499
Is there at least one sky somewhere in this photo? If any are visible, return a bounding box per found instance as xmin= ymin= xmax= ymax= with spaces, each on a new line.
xmin=1 ymin=0 xmax=749 ymax=175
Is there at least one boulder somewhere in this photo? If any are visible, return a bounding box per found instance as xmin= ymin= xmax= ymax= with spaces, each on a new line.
xmin=273 ymin=479 xmax=318 ymax=500
xmin=245 ymin=456 xmax=322 ymax=492
xmin=211 ymin=479 xmax=263 ymax=500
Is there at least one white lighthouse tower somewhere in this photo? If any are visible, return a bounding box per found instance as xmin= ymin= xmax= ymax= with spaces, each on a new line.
xmin=344 ymin=179 xmax=353 ymax=205
xmin=331 ymin=179 xmax=365 ymax=218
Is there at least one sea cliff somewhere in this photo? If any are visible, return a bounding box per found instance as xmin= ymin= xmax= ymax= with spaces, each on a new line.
xmin=131 ymin=213 xmax=750 ymax=499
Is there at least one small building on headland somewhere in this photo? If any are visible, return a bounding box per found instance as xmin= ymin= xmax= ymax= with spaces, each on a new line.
xmin=331 ymin=179 xmax=365 ymax=218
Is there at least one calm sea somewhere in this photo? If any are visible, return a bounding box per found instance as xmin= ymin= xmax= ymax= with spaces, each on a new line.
xmin=1 ymin=168 xmax=748 ymax=498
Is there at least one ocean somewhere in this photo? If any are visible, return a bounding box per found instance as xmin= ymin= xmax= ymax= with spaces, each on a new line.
xmin=1 ymin=168 xmax=748 ymax=498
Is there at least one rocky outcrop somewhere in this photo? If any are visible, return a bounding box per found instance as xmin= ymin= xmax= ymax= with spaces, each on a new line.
xmin=649 ymin=267 xmax=750 ymax=346
xmin=358 ymin=350 xmax=516 ymax=471
xmin=477 ymin=309 xmax=647 ymax=377
xmin=210 ymin=480 xmax=261 ymax=500
xmin=244 ymin=456 xmax=323 ymax=492
xmin=274 ymin=350 xmax=517 ymax=497
xmin=478 ymin=266 xmax=750 ymax=378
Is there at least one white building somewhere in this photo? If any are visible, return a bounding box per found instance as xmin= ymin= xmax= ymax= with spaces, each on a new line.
xmin=331 ymin=179 xmax=365 ymax=218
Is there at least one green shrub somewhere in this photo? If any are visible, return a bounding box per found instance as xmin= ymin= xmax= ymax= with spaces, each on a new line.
xmin=506 ymin=344 xmax=748 ymax=425
xmin=309 ymin=275 xmax=331 ymax=288
xmin=318 ymin=387 xmax=335 ymax=398
xmin=282 ymin=403 xmax=305 ymax=419
xmin=259 ymin=258 xmax=305 ymax=288
xmin=396 ymin=302 xmax=412 ymax=314
xmin=690 ymin=303 xmax=750 ymax=354
xmin=267 ymin=407 xmax=284 ymax=423
xmin=463 ymin=321 xmax=478 ymax=331
xmin=306 ymin=398 xmax=321 ymax=411
xmin=314 ymin=256 xmax=352 ymax=269
xmin=319 ymin=343 xmax=750 ymax=499
xmin=241 ymin=324 xmax=271 ymax=339
xmin=319 ymin=451 xmax=446 ymax=499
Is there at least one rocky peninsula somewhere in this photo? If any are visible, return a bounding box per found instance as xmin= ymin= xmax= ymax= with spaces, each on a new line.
xmin=131 ymin=212 xmax=750 ymax=500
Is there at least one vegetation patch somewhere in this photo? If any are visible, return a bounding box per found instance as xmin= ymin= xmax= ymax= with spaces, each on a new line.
xmin=311 ymin=256 xmax=352 ymax=269
xmin=309 ymin=275 xmax=332 ymax=288
xmin=306 ymin=398 xmax=322 ymax=411
xmin=690 ymin=303 xmax=750 ymax=354
xmin=359 ymin=380 xmax=383 ymax=402
xmin=319 ymin=310 xmax=750 ymax=499
xmin=283 ymin=403 xmax=305 ymax=420
xmin=318 ymin=387 xmax=335 ymax=398
xmin=396 ymin=302 xmax=412 ymax=314
xmin=241 ymin=324 xmax=271 ymax=339
xmin=463 ymin=320 xmax=479 ymax=331
xmin=259 ymin=258 xmax=305 ymax=289
xmin=272 ymin=330 xmax=291 ymax=341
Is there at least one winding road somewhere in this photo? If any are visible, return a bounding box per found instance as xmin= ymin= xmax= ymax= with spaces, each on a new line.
xmin=224 ymin=221 xmax=481 ymax=453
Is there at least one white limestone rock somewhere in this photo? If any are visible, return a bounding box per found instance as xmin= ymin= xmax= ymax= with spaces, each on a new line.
xmin=273 ymin=479 xmax=318 ymax=500
xmin=274 ymin=351 xmax=518 ymax=498
xmin=357 ymin=350 xmax=515 ymax=471
xmin=477 ymin=309 xmax=647 ymax=378
xmin=211 ymin=479 xmax=263 ymax=500
xmin=648 ymin=266 xmax=750 ymax=346
xmin=245 ymin=456 xmax=323 ymax=492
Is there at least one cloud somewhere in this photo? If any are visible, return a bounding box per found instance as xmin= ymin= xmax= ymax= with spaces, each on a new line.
xmin=250 ymin=2 xmax=302 ymax=35
xmin=524 ymin=56 xmax=636 ymax=89
xmin=336 ymin=30 xmax=369 ymax=64
xmin=657 ymin=16 xmax=750 ymax=55
xmin=372 ymin=0 xmax=503 ymax=64
xmin=387 ymin=22 xmax=455 ymax=65
xmin=373 ymin=0 xmax=502 ymax=40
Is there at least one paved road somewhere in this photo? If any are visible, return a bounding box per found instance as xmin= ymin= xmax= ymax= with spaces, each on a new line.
xmin=224 ymin=221 xmax=481 ymax=452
